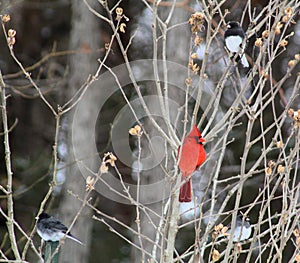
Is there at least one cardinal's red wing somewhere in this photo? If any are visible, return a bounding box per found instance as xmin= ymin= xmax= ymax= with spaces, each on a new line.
xmin=178 ymin=137 xmax=202 ymax=176
xmin=196 ymin=146 xmax=206 ymax=168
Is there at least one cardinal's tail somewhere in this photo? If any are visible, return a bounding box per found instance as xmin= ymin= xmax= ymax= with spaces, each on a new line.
xmin=179 ymin=177 xmax=192 ymax=202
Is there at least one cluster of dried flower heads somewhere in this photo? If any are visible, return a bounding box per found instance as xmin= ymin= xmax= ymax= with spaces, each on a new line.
xmin=1 ymin=15 xmax=17 ymax=47
xmin=86 ymin=152 xmax=117 ymax=191
xmin=115 ymin=7 xmax=128 ymax=34
xmin=129 ymin=125 xmax=143 ymax=137
xmin=212 ymin=223 xmax=229 ymax=240
xmin=265 ymin=159 xmax=286 ymax=176
xmin=100 ymin=152 xmax=117 ymax=173
xmin=255 ymin=6 xmax=295 ymax=50
xmin=188 ymin=12 xmax=206 ymax=74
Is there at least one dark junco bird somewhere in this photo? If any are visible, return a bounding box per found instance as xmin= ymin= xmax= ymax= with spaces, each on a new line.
xmin=231 ymin=214 xmax=251 ymax=242
xmin=224 ymin=21 xmax=249 ymax=68
xmin=36 ymin=212 xmax=83 ymax=245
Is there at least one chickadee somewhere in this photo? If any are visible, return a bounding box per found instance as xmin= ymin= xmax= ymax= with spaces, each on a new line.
xmin=224 ymin=21 xmax=249 ymax=68
xmin=36 ymin=212 xmax=83 ymax=245
xmin=231 ymin=214 xmax=251 ymax=242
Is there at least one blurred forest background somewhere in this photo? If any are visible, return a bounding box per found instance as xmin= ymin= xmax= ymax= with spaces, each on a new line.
xmin=0 ymin=0 xmax=300 ymax=262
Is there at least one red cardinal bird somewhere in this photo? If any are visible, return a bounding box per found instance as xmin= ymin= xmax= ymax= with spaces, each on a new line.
xmin=177 ymin=125 xmax=206 ymax=202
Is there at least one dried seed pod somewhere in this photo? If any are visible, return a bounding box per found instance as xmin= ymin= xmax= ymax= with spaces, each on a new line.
xmin=277 ymin=165 xmax=285 ymax=174
xmin=276 ymin=141 xmax=283 ymax=148
xmin=265 ymin=167 xmax=272 ymax=175
xmin=268 ymin=160 xmax=276 ymax=168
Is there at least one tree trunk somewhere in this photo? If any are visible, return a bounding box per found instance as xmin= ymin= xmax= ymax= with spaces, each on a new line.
xmin=58 ymin=0 xmax=100 ymax=262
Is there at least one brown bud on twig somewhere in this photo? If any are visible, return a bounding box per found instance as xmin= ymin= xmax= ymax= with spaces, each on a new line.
xmin=194 ymin=35 xmax=203 ymax=46
xmin=8 ymin=37 xmax=16 ymax=46
xmin=116 ymin=7 xmax=123 ymax=16
xmin=221 ymin=226 xmax=229 ymax=235
xmin=212 ymin=249 xmax=220 ymax=262
xmin=296 ymin=237 xmax=300 ymax=246
xmin=282 ymin=16 xmax=289 ymax=23
xmin=268 ymin=160 xmax=276 ymax=168
xmin=104 ymin=43 xmax=110 ymax=50
xmin=8 ymin=29 xmax=16 ymax=37
xmin=276 ymin=141 xmax=283 ymax=148
xmin=288 ymin=60 xmax=296 ymax=68
xmin=255 ymin=38 xmax=263 ymax=47
xmin=212 ymin=231 xmax=218 ymax=240
xmin=288 ymin=108 xmax=294 ymax=117
xmin=191 ymin=53 xmax=198 ymax=59
xmin=120 ymin=23 xmax=126 ymax=33
xmin=260 ymin=70 xmax=269 ymax=79
xmin=189 ymin=60 xmax=200 ymax=74
xmin=293 ymin=229 xmax=300 ymax=237
xmin=100 ymin=163 xmax=108 ymax=173
xmin=129 ymin=125 xmax=143 ymax=137
xmin=86 ymin=176 xmax=95 ymax=191
xmin=108 ymin=153 xmax=117 ymax=167
xmin=265 ymin=167 xmax=272 ymax=176
xmin=185 ymin=77 xmax=192 ymax=86
xmin=275 ymin=22 xmax=283 ymax=35
xmin=280 ymin=39 xmax=288 ymax=47
xmin=277 ymin=165 xmax=285 ymax=174
xmin=262 ymin=30 xmax=269 ymax=38
xmin=2 ymin=14 xmax=10 ymax=23
xmin=285 ymin=7 xmax=293 ymax=18
xmin=214 ymin=224 xmax=223 ymax=232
